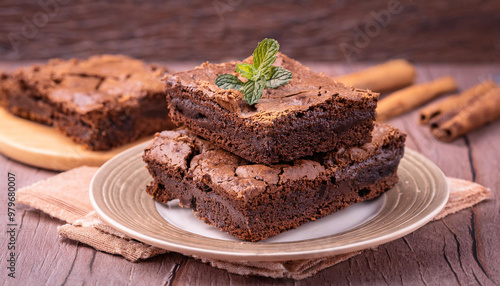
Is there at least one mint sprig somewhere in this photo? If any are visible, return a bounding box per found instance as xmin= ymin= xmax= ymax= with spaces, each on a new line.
xmin=215 ymin=38 xmax=292 ymax=106
xmin=214 ymin=74 xmax=243 ymax=90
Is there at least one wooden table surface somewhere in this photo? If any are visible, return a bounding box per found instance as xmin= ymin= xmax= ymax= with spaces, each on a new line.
xmin=0 ymin=61 xmax=499 ymax=285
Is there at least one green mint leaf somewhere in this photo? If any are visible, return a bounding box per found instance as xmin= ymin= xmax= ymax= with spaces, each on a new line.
xmin=265 ymin=66 xmax=293 ymax=89
xmin=215 ymin=74 xmax=244 ymax=90
xmin=215 ymin=39 xmax=291 ymax=106
xmin=242 ymin=78 xmax=265 ymax=105
xmin=235 ymin=63 xmax=255 ymax=80
xmin=252 ymin=38 xmax=279 ymax=73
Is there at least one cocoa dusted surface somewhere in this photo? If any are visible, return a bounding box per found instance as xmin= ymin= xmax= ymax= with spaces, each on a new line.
xmin=165 ymin=53 xmax=378 ymax=164
xmin=143 ymin=123 xmax=406 ymax=241
xmin=166 ymin=53 xmax=377 ymax=119
xmin=0 ymin=55 xmax=177 ymax=150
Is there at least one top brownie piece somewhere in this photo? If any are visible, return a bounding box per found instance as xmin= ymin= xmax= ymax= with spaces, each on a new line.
xmin=0 ymin=55 xmax=176 ymax=150
xmin=165 ymin=53 xmax=378 ymax=165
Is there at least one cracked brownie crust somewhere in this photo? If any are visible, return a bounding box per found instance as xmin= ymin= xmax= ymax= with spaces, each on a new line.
xmin=143 ymin=123 xmax=406 ymax=241
xmin=0 ymin=55 xmax=177 ymax=150
xmin=165 ymin=53 xmax=378 ymax=165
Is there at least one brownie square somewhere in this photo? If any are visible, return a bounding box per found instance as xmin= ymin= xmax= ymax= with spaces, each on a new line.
xmin=0 ymin=55 xmax=177 ymax=150
xmin=143 ymin=123 xmax=406 ymax=241
xmin=164 ymin=53 xmax=378 ymax=165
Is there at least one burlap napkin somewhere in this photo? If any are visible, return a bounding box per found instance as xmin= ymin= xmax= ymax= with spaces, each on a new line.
xmin=17 ymin=166 xmax=490 ymax=280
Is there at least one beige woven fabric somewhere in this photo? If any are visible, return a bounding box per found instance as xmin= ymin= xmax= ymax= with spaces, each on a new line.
xmin=17 ymin=166 xmax=490 ymax=280
xmin=433 ymin=177 xmax=491 ymax=220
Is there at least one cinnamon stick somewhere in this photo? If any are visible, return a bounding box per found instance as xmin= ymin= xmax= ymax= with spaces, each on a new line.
xmin=431 ymin=86 xmax=500 ymax=142
xmin=377 ymin=76 xmax=458 ymax=122
xmin=334 ymin=59 xmax=416 ymax=92
xmin=419 ymin=80 xmax=496 ymax=125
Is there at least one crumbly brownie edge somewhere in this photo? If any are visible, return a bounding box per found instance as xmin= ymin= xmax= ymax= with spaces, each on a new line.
xmin=53 ymin=91 xmax=177 ymax=150
xmin=0 ymin=75 xmax=56 ymax=124
xmin=167 ymin=88 xmax=375 ymax=164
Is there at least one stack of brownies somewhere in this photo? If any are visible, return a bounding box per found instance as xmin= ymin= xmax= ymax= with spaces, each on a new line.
xmin=143 ymin=53 xmax=406 ymax=242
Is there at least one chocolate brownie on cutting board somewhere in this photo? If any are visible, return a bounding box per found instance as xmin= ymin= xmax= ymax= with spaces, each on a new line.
xmin=0 ymin=55 xmax=177 ymax=150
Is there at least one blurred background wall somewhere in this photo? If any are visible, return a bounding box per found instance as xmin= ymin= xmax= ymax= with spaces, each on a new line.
xmin=1 ymin=0 xmax=499 ymax=62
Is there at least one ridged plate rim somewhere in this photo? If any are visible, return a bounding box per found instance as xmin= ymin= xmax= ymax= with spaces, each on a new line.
xmin=90 ymin=143 xmax=449 ymax=261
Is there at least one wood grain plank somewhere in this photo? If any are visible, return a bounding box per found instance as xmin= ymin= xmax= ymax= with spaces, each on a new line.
xmin=467 ymin=131 xmax=500 ymax=284
xmin=1 ymin=0 xmax=499 ymax=63
xmin=381 ymin=64 xmax=499 ymax=286
xmin=0 ymin=62 xmax=499 ymax=285
xmin=433 ymin=64 xmax=499 ymax=285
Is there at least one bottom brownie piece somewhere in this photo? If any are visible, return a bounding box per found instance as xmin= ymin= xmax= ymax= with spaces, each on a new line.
xmin=143 ymin=123 xmax=406 ymax=242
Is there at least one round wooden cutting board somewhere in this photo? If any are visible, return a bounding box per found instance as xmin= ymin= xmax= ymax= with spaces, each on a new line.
xmin=0 ymin=108 xmax=150 ymax=171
